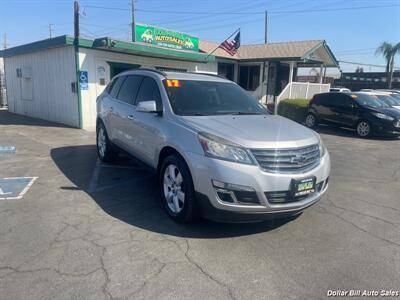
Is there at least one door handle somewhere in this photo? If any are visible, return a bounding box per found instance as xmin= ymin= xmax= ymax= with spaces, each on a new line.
xmin=127 ymin=115 xmax=134 ymax=120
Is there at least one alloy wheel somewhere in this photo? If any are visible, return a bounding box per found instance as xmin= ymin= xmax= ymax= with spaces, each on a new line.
xmin=97 ymin=127 xmax=106 ymax=158
xmin=306 ymin=114 xmax=316 ymax=127
xmin=163 ymin=164 xmax=185 ymax=214
xmin=357 ymin=121 xmax=370 ymax=137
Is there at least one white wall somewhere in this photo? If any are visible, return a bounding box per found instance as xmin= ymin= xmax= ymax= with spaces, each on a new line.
xmin=78 ymin=48 xmax=217 ymax=130
xmin=4 ymin=46 xmax=79 ymax=127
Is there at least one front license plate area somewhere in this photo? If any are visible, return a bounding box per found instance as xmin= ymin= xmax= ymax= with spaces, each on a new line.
xmin=290 ymin=177 xmax=316 ymax=198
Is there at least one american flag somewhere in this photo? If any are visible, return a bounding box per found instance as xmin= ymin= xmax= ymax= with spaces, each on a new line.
xmin=218 ymin=31 xmax=240 ymax=56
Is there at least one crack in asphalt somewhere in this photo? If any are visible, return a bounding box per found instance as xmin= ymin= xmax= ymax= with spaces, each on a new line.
xmin=182 ymin=239 xmax=237 ymax=300
xmin=324 ymin=197 xmax=400 ymax=227
xmin=316 ymin=206 xmax=400 ymax=248
xmin=160 ymin=235 xmax=236 ymax=300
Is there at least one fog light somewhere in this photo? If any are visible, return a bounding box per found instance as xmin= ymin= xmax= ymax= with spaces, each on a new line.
xmin=212 ymin=180 xmax=259 ymax=205
xmin=216 ymin=190 xmax=235 ymax=203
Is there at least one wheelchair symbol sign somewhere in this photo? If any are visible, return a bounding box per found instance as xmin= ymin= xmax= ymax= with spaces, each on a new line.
xmin=79 ymin=71 xmax=89 ymax=90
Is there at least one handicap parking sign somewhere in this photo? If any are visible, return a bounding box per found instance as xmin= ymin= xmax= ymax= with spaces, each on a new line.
xmin=0 ymin=177 xmax=37 ymax=200
xmin=79 ymin=71 xmax=89 ymax=90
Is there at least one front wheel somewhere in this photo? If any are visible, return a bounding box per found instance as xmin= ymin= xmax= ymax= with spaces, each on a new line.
xmin=356 ymin=120 xmax=372 ymax=138
xmin=305 ymin=113 xmax=317 ymax=128
xmin=159 ymin=155 xmax=198 ymax=223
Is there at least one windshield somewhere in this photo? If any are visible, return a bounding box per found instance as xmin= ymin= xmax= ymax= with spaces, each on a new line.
xmin=387 ymin=93 xmax=400 ymax=104
xmin=375 ymin=94 xmax=400 ymax=106
xmin=163 ymin=79 xmax=267 ymax=116
xmin=352 ymin=93 xmax=389 ymax=108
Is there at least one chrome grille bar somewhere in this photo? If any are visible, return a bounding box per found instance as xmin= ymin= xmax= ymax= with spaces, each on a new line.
xmin=251 ymin=144 xmax=321 ymax=173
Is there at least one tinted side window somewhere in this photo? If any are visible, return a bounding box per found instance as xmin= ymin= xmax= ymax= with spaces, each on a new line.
xmin=135 ymin=77 xmax=162 ymax=109
xmin=109 ymin=77 xmax=125 ymax=98
xmin=315 ymin=94 xmax=331 ymax=106
xmin=332 ymin=94 xmax=352 ymax=107
xmin=116 ymin=75 xmax=143 ymax=105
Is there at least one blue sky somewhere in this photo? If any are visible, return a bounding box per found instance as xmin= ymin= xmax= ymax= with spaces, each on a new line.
xmin=1 ymin=0 xmax=399 ymax=72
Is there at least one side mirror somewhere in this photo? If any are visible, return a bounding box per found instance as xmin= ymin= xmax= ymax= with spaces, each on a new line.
xmin=136 ymin=101 xmax=162 ymax=115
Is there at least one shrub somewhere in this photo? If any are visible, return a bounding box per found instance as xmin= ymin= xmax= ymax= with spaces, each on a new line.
xmin=277 ymin=98 xmax=310 ymax=123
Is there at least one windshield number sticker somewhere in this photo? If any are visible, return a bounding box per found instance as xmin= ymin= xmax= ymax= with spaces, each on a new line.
xmin=166 ymin=79 xmax=181 ymax=88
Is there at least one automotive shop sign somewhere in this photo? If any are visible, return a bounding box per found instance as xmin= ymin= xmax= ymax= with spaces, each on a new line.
xmin=135 ymin=24 xmax=199 ymax=51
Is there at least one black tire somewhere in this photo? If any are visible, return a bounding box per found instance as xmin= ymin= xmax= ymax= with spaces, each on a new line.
xmin=356 ymin=120 xmax=372 ymax=138
xmin=159 ymin=154 xmax=199 ymax=223
xmin=305 ymin=113 xmax=317 ymax=128
xmin=96 ymin=122 xmax=118 ymax=163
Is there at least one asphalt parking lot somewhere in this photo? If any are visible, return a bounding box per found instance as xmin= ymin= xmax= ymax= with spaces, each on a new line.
xmin=0 ymin=110 xmax=399 ymax=299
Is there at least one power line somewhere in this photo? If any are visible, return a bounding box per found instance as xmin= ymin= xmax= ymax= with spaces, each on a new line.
xmin=83 ymin=3 xmax=400 ymax=15
xmin=339 ymin=60 xmax=399 ymax=69
xmin=268 ymin=3 xmax=399 ymax=14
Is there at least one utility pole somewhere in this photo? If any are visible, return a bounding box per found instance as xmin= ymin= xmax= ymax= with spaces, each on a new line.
xmin=48 ymin=24 xmax=53 ymax=39
xmin=73 ymin=1 xmax=83 ymax=128
xmin=74 ymin=1 xmax=80 ymax=41
xmin=264 ymin=10 xmax=268 ymax=44
xmin=2 ymin=33 xmax=7 ymax=49
xmin=131 ymin=0 xmax=136 ymax=42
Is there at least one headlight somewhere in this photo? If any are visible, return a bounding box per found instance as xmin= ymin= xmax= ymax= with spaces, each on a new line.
xmin=315 ymin=133 xmax=326 ymax=158
xmin=198 ymin=132 xmax=254 ymax=164
xmin=372 ymin=112 xmax=394 ymax=121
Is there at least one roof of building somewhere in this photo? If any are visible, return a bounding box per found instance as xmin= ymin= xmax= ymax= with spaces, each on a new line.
xmin=199 ymin=39 xmax=338 ymax=67
xmin=0 ymin=35 xmax=338 ymax=67
xmin=0 ymin=35 xmax=216 ymax=63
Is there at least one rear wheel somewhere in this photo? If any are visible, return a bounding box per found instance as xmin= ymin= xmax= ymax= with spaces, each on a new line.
xmin=305 ymin=113 xmax=317 ymax=128
xmin=356 ymin=120 xmax=371 ymax=138
xmin=159 ymin=154 xmax=198 ymax=223
xmin=96 ymin=122 xmax=118 ymax=162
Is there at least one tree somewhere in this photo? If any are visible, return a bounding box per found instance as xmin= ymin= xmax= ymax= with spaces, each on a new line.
xmin=376 ymin=42 xmax=400 ymax=89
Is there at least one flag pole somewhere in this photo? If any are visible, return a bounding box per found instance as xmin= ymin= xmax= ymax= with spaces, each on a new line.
xmin=205 ymin=28 xmax=240 ymax=59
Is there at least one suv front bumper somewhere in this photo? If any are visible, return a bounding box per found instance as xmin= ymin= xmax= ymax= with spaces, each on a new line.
xmin=186 ymin=151 xmax=330 ymax=222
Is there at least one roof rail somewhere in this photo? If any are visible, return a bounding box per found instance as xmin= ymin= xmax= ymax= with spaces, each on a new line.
xmin=187 ymin=72 xmax=226 ymax=79
xmin=137 ymin=68 xmax=167 ymax=77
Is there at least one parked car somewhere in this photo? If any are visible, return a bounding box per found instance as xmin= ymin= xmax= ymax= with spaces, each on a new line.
xmin=96 ymin=69 xmax=331 ymax=223
xmin=330 ymin=87 xmax=351 ymax=93
xmin=365 ymin=92 xmax=400 ymax=111
xmin=306 ymin=92 xmax=400 ymax=137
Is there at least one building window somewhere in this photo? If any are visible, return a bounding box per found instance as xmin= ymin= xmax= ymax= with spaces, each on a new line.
xmin=239 ymin=65 xmax=260 ymax=91
xmin=217 ymin=63 xmax=235 ymax=81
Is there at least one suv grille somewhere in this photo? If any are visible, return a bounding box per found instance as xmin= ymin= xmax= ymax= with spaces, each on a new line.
xmin=251 ymin=144 xmax=320 ymax=173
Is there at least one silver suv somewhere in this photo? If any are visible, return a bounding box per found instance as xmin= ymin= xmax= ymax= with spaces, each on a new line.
xmin=96 ymin=69 xmax=330 ymax=223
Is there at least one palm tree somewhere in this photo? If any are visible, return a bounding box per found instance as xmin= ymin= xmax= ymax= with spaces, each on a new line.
xmin=376 ymin=42 xmax=400 ymax=89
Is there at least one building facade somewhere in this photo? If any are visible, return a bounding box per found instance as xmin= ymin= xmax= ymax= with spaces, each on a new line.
xmin=0 ymin=33 xmax=338 ymax=130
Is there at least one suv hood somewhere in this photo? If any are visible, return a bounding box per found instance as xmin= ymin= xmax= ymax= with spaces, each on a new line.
xmin=180 ymin=115 xmax=319 ymax=148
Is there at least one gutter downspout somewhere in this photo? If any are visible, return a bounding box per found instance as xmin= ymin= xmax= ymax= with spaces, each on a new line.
xmin=74 ymin=44 xmax=83 ymax=129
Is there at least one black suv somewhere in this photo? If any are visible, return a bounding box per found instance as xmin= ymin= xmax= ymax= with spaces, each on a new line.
xmin=305 ymin=92 xmax=400 ymax=137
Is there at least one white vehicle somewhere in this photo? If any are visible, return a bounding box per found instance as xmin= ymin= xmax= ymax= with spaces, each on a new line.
xmin=330 ymin=87 xmax=351 ymax=93
xmin=96 ymin=69 xmax=330 ymax=223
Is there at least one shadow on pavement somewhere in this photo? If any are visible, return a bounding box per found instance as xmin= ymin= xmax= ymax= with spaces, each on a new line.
xmin=51 ymin=145 xmax=295 ymax=239
xmin=0 ymin=110 xmax=73 ymax=128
